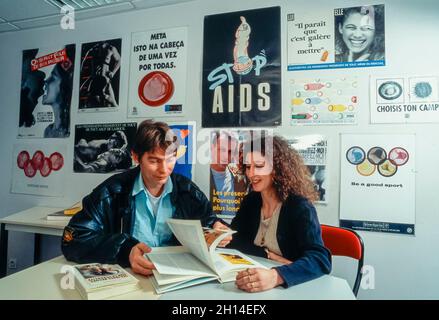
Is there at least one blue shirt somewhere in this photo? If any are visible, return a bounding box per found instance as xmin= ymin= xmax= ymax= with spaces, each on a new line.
xmin=131 ymin=173 xmax=174 ymax=247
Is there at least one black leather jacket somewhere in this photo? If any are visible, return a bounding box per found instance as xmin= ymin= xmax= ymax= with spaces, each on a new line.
xmin=61 ymin=167 xmax=218 ymax=267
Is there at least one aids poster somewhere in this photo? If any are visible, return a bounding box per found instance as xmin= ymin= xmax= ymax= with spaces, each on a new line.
xmin=79 ymin=38 xmax=122 ymax=112
xmin=202 ymin=7 xmax=281 ymax=127
xmin=11 ymin=143 xmax=67 ymax=196
xmin=18 ymin=44 xmax=75 ymax=138
xmin=74 ymin=122 xmax=137 ymax=174
xmin=290 ymin=77 xmax=358 ymax=125
xmin=128 ymin=27 xmax=187 ymax=118
xmin=370 ymin=75 xmax=439 ymax=123
xmin=209 ymin=130 xmax=276 ymax=218
xmin=287 ymin=4 xmax=385 ymax=71
xmin=340 ymin=134 xmax=415 ymax=235
xmin=287 ymin=135 xmax=328 ymax=203
xmin=169 ymin=123 xmax=195 ymax=180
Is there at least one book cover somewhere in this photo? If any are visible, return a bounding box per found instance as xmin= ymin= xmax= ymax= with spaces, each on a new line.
xmin=72 ymin=263 xmax=139 ymax=300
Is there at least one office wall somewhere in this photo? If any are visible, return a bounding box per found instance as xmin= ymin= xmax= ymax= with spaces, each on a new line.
xmin=0 ymin=0 xmax=438 ymax=299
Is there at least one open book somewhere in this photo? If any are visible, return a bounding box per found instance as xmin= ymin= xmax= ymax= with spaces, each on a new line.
xmin=145 ymin=219 xmax=267 ymax=294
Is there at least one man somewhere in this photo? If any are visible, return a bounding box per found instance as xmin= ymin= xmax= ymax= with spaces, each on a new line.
xmin=62 ymin=120 xmax=229 ymax=276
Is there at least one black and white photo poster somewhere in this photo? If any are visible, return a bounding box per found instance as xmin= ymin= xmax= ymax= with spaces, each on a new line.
xmin=79 ymin=38 xmax=122 ymax=112
xmin=287 ymin=135 xmax=328 ymax=203
xmin=287 ymin=4 xmax=385 ymax=71
xmin=340 ymin=134 xmax=415 ymax=234
xmin=18 ymin=44 xmax=75 ymax=138
xmin=202 ymin=7 xmax=281 ymax=127
xmin=74 ymin=122 xmax=137 ymax=174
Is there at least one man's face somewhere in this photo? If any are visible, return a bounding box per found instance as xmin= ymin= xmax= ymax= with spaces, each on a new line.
xmin=133 ymin=148 xmax=176 ymax=189
xmin=211 ymin=135 xmax=238 ymax=169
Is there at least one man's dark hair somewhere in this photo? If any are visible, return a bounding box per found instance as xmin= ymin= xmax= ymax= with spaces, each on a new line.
xmin=132 ymin=119 xmax=178 ymax=159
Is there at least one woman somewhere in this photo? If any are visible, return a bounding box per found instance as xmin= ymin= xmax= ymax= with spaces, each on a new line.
xmin=42 ymin=45 xmax=75 ymax=138
xmin=335 ymin=5 xmax=385 ymax=62
xmin=229 ymin=135 xmax=331 ymax=292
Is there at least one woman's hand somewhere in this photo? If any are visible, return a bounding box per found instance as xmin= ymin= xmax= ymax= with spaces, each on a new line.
xmin=211 ymin=221 xmax=233 ymax=247
xmin=235 ymin=268 xmax=284 ymax=293
xmin=266 ymin=250 xmax=293 ymax=265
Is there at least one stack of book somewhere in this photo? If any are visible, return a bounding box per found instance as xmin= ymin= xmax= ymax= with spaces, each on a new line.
xmin=71 ymin=263 xmax=140 ymax=300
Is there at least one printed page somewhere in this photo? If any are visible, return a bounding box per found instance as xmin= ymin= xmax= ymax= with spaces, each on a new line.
xmin=146 ymin=246 xmax=214 ymax=276
xmin=213 ymin=248 xmax=268 ymax=282
xmin=167 ymin=219 xmax=216 ymax=271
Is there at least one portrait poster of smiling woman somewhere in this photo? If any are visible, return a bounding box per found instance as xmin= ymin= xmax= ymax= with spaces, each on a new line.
xmin=18 ymin=44 xmax=76 ymax=138
xmin=287 ymin=4 xmax=385 ymax=71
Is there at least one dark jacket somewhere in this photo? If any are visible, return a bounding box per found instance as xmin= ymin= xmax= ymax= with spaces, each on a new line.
xmin=61 ymin=167 xmax=218 ymax=267
xmin=229 ymin=192 xmax=332 ymax=287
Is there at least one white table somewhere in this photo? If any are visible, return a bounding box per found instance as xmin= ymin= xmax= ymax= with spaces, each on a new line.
xmin=0 ymin=255 xmax=355 ymax=300
xmin=0 ymin=206 xmax=69 ymax=278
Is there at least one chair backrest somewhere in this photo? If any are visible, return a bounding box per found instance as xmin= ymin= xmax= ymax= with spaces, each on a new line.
xmin=321 ymin=224 xmax=364 ymax=297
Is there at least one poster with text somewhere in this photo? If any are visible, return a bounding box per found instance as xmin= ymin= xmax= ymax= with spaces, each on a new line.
xmin=169 ymin=123 xmax=195 ymax=180
xmin=79 ymin=38 xmax=122 ymax=112
xmin=370 ymin=75 xmax=439 ymax=123
xmin=287 ymin=4 xmax=385 ymax=71
xmin=209 ymin=130 xmax=275 ymax=218
xmin=290 ymin=77 xmax=358 ymax=125
xmin=74 ymin=122 xmax=137 ymax=174
xmin=287 ymin=135 xmax=328 ymax=203
xmin=202 ymin=7 xmax=281 ymax=127
xmin=340 ymin=134 xmax=415 ymax=235
xmin=18 ymin=44 xmax=75 ymax=138
xmin=128 ymin=27 xmax=187 ymax=118
xmin=11 ymin=143 xmax=67 ymax=196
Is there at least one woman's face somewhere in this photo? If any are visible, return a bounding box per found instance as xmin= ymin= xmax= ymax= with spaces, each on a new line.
xmin=244 ymin=151 xmax=273 ymax=193
xmin=42 ymin=68 xmax=62 ymax=105
xmin=339 ymin=12 xmax=376 ymax=54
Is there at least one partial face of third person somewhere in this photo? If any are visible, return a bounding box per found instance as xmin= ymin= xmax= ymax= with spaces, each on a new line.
xmin=244 ymin=151 xmax=274 ymax=193
xmin=42 ymin=68 xmax=62 ymax=105
xmin=339 ymin=11 xmax=375 ymax=54
xmin=133 ymin=147 xmax=176 ymax=189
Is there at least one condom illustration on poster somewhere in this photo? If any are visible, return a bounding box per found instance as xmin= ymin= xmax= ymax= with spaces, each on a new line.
xmin=128 ymin=27 xmax=187 ymax=118
xmin=340 ymin=134 xmax=415 ymax=235
xmin=287 ymin=4 xmax=385 ymax=71
xmin=18 ymin=44 xmax=75 ymax=138
xmin=202 ymin=7 xmax=281 ymax=127
xmin=370 ymin=75 xmax=439 ymax=123
xmin=11 ymin=143 xmax=67 ymax=196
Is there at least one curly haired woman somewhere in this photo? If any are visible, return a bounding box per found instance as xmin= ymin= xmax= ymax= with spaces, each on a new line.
xmin=228 ymin=135 xmax=331 ymax=292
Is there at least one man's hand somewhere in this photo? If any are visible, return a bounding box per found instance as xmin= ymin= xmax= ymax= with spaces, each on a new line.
xmin=212 ymin=221 xmax=233 ymax=247
xmin=235 ymin=268 xmax=284 ymax=293
xmin=129 ymin=243 xmax=156 ymax=276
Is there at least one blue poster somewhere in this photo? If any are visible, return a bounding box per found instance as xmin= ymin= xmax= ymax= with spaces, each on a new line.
xmin=170 ymin=124 xmax=194 ymax=179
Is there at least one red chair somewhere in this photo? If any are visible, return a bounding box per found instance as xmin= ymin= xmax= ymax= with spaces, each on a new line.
xmin=321 ymin=225 xmax=364 ymax=296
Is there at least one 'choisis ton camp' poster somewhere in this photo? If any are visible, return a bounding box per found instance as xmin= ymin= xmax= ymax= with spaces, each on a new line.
xmin=202 ymin=7 xmax=281 ymax=127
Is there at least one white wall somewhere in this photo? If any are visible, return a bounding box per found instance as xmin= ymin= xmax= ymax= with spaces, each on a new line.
xmin=0 ymin=0 xmax=438 ymax=299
